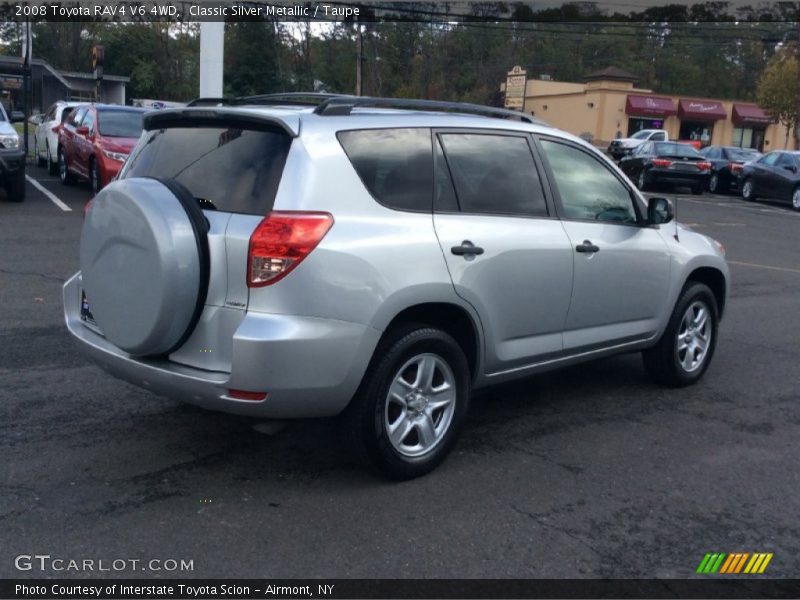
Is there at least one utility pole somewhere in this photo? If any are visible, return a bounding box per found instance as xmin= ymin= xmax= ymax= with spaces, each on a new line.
xmin=355 ymin=24 xmax=363 ymax=96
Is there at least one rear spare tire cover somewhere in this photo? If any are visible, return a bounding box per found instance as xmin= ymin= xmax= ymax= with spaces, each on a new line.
xmin=80 ymin=177 xmax=209 ymax=357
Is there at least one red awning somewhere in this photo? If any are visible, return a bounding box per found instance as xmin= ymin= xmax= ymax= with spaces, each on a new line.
xmin=732 ymin=104 xmax=774 ymax=126
xmin=678 ymin=99 xmax=727 ymax=121
xmin=625 ymin=94 xmax=677 ymax=117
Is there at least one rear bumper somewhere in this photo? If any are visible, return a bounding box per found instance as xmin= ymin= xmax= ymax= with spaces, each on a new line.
xmin=0 ymin=148 xmax=25 ymax=180
xmin=649 ymin=169 xmax=709 ymax=186
xmin=64 ymin=272 xmax=380 ymax=418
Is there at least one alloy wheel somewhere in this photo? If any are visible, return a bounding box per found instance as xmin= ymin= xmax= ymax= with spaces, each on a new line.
xmin=59 ymin=152 xmax=67 ymax=182
xmin=742 ymin=180 xmax=753 ymax=200
xmin=675 ymin=300 xmax=712 ymax=373
xmin=384 ymin=353 xmax=456 ymax=458
xmin=709 ymin=173 xmax=718 ymax=193
xmin=793 ymin=188 xmax=800 ymax=211
xmin=638 ymin=170 xmax=646 ymax=190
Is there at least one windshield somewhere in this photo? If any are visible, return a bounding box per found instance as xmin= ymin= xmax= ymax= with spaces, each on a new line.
xmin=631 ymin=130 xmax=652 ymax=140
xmin=0 ymin=105 xmax=7 ymax=122
xmin=98 ymin=110 xmax=144 ymax=137
xmin=727 ymin=148 xmax=760 ymax=162
xmin=654 ymin=142 xmax=702 ymax=158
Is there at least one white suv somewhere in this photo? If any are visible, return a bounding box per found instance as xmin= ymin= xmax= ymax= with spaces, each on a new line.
xmin=64 ymin=94 xmax=729 ymax=478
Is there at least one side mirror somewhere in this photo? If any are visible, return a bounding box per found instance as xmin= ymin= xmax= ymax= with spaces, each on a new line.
xmin=28 ymin=114 xmax=43 ymax=125
xmin=648 ymin=196 xmax=674 ymax=225
xmin=76 ymin=126 xmax=90 ymax=136
xmin=782 ymin=165 xmax=797 ymax=173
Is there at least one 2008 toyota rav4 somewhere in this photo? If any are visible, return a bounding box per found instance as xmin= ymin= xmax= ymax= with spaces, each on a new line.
xmin=64 ymin=94 xmax=729 ymax=479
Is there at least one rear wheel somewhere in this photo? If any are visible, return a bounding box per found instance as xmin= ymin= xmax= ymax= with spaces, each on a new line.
xmin=37 ymin=147 xmax=47 ymax=168
xmin=343 ymin=324 xmax=470 ymax=479
xmin=5 ymin=172 xmax=25 ymax=202
xmin=741 ymin=178 xmax=756 ymax=201
xmin=637 ymin=168 xmax=649 ymax=191
xmin=47 ymin=144 xmax=58 ymax=176
xmin=58 ymin=148 xmax=75 ymax=185
xmin=643 ymin=282 xmax=718 ymax=387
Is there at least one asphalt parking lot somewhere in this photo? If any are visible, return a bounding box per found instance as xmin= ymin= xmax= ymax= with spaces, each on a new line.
xmin=2 ymin=163 xmax=799 ymax=579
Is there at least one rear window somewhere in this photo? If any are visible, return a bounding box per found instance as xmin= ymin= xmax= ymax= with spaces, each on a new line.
xmin=98 ymin=110 xmax=144 ymax=137
xmin=654 ymin=142 xmax=702 ymax=158
xmin=337 ymin=128 xmax=433 ymax=212
xmin=122 ymin=126 xmax=291 ymax=215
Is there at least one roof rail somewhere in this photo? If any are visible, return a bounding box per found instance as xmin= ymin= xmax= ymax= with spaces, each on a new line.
xmin=313 ymin=96 xmax=541 ymax=124
xmin=234 ymin=92 xmax=342 ymax=106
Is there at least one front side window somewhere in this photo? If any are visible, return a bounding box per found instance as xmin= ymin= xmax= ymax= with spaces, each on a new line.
xmin=82 ymin=110 xmax=95 ymax=135
xmin=438 ymin=133 xmax=548 ymax=217
xmin=540 ymin=139 xmax=638 ymax=224
xmin=651 ymin=131 xmax=666 ymax=141
xmin=123 ymin=125 xmax=291 ymax=215
xmin=337 ymin=128 xmax=433 ymax=212
xmin=70 ymin=106 xmax=88 ymax=127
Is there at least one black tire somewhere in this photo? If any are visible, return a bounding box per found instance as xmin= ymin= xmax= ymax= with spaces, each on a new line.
xmin=37 ymin=151 xmax=47 ymax=168
xmin=636 ymin=168 xmax=649 ymax=192
xmin=342 ymin=323 xmax=471 ymax=479
xmin=643 ymin=282 xmax=719 ymax=387
xmin=47 ymin=145 xmax=58 ymax=176
xmin=5 ymin=171 xmax=25 ymax=202
xmin=741 ymin=177 xmax=756 ymax=202
xmin=792 ymin=186 xmax=800 ymax=212
xmin=707 ymin=172 xmax=719 ymax=193
xmin=58 ymin=147 xmax=75 ymax=185
xmin=89 ymin=159 xmax=100 ymax=195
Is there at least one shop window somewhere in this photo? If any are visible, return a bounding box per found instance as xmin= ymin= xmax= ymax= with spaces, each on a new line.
xmin=679 ymin=121 xmax=713 ymax=146
xmin=627 ymin=118 xmax=664 ymax=136
xmin=732 ymin=126 xmax=765 ymax=152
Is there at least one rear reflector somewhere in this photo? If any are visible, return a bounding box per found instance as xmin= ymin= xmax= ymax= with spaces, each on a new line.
xmin=228 ymin=389 xmax=268 ymax=401
xmin=247 ymin=211 xmax=334 ymax=287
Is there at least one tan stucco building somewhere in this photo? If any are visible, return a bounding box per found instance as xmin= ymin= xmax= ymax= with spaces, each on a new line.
xmin=508 ymin=66 xmax=795 ymax=152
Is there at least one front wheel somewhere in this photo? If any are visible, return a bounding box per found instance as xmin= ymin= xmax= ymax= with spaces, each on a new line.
xmin=343 ymin=324 xmax=470 ymax=479
xmin=37 ymin=148 xmax=47 ymax=168
xmin=792 ymin=186 xmax=800 ymax=211
xmin=5 ymin=172 xmax=25 ymax=202
xmin=643 ymin=283 xmax=719 ymax=387
xmin=47 ymin=145 xmax=59 ymax=176
xmin=708 ymin=173 xmax=719 ymax=193
xmin=89 ymin=159 xmax=100 ymax=195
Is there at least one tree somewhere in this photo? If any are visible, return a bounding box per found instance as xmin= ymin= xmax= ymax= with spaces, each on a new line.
xmin=756 ymin=49 xmax=798 ymax=148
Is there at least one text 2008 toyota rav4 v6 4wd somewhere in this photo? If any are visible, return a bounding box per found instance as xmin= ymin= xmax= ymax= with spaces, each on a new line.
xmin=64 ymin=94 xmax=729 ymax=479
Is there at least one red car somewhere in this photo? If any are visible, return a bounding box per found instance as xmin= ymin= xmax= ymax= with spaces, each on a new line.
xmin=58 ymin=104 xmax=146 ymax=194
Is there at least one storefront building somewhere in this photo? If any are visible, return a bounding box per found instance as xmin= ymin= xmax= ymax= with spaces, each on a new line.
xmin=511 ymin=66 xmax=794 ymax=152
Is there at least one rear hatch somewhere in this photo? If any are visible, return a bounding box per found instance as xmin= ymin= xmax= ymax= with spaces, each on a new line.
xmin=94 ymin=110 xmax=295 ymax=371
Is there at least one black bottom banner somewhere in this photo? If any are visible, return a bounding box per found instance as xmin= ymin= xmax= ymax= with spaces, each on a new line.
xmin=4 ymin=579 xmax=800 ymax=600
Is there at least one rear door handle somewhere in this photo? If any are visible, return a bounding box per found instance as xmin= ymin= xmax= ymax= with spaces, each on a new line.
xmin=575 ymin=240 xmax=600 ymax=253
xmin=451 ymin=241 xmax=484 ymax=256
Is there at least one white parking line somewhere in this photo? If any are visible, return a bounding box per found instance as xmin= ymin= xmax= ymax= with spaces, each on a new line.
xmin=728 ymin=260 xmax=800 ymax=274
xmin=25 ymin=175 xmax=72 ymax=212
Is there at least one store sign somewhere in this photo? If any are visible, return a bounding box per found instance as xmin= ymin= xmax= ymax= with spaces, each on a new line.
xmin=505 ymin=65 xmax=527 ymax=110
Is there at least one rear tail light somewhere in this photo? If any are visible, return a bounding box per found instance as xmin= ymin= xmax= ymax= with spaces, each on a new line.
xmin=247 ymin=211 xmax=334 ymax=287
xmin=729 ymin=162 xmax=743 ymax=173
xmin=697 ymin=161 xmax=712 ymax=171
xmin=652 ymin=158 xmax=672 ymax=167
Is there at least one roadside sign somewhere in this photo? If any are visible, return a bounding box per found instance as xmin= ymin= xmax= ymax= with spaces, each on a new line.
xmin=505 ymin=65 xmax=527 ymax=110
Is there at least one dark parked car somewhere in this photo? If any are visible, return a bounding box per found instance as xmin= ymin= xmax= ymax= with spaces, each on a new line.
xmin=58 ymin=104 xmax=146 ymax=194
xmin=699 ymin=145 xmax=762 ymax=194
xmin=740 ymin=151 xmax=800 ymax=210
xmin=619 ymin=141 xmax=711 ymax=194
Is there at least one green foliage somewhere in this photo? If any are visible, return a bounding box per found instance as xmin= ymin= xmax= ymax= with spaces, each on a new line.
xmin=756 ymin=49 xmax=798 ymax=148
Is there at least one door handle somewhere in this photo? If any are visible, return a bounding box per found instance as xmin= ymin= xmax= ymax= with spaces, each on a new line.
xmin=451 ymin=241 xmax=484 ymax=256
xmin=575 ymin=240 xmax=600 ymax=253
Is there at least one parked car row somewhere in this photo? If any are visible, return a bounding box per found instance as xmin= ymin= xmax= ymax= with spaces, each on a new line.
xmin=0 ymin=102 xmax=26 ymax=202
xmin=31 ymin=101 xmax=146 ymax=194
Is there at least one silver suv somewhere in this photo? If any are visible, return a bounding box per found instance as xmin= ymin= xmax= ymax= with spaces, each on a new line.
xmin=64 ymin=94 xmax=729 ymax=478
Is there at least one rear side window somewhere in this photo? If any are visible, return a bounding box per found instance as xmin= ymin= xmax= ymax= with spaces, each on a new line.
xmin=338 ymin=128 xmax=433 ymax=212
xmin=123 ymin=126 xmax=291 ymax=215
xmin=98 ymin=110 xmax=143 ymax=137
xmin=439 ymin=133 xmax=548 ymax=217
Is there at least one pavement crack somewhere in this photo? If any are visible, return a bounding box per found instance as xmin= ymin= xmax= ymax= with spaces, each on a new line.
xmin=510 ymin=503 xmax=605 ymax=558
